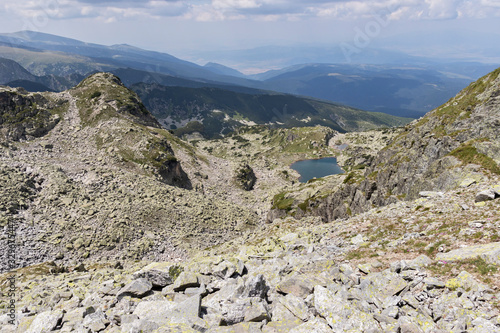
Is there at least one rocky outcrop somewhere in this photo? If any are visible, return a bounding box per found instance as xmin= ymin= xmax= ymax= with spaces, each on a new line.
xmin=0 ymin=73 xmax=261 ymax=271
xmin=234 ymin=163 xmax=257 ymax=191
xmin=73 ymin=73 xmax=162 ymax=129
xmin=0 ymin=88 xmax=61 ymax=141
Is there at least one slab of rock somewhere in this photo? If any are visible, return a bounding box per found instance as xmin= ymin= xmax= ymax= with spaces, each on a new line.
xmin=436 ymin=242 xmax=500 ymax=265
xmin=424 ymin=277 xmax=445 ymax=290
xmin=118 ymin=278 xmax=152 ymax=297
xmin=408 ymin=254 xmax=432 ymax=269
xmin=267 ymin=301 xmax=303 ymax=331
xmin=173 ymin=272 xmax=200 ymax=292
xmin=279 ymin=294 xmax=309 ymax=322
xmin=276 ymin=276 xmax=313 ymax=298
xmin=445 ymin=271 xmax=490 ymax=292
xmin=244 ymin=298 xmax=270 ymax=322
xmin=133 ymin=300 xmax=177 ymax=324
xmin=244 ymin=274 xmax=269 ymax=299
xmin=133 ymin=263 xmax=176 ymax=288
xmin=170 ymin=294 xmax=202 ymax=320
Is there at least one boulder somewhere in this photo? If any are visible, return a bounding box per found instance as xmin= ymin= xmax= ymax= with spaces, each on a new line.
xmin=133 ymin=263 xmax=176 ymax=288
xmin=475 ymin=189 xmax=498 ymax=202
xmin=244 ymin=274 xmax=269 ymax=299
xmin=276 ymin=276 xmax=313 ymax=298
xmin=436 ymin=242 xmax=500 ymax=265
xmin=118 ymin=278 xmax=153 ymax=298
xmin=173 ymin=272 xmax=200 ymax=292
xmin=26 ymin=310 xmax=64 ymax=333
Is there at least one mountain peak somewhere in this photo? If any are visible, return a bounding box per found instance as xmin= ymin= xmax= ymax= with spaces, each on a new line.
xmin=72 ymin=72 xmax=161 ymax=128
xmin=76 ymin=72 xmax=124 ymax=89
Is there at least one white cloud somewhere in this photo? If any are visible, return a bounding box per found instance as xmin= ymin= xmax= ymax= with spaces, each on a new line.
xmin=212 ymin=0 xmax=261 ymax=10
xmin=2 ymin=0 xmax=500 ymax=23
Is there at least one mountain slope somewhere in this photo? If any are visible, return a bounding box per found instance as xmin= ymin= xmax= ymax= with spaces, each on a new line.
xmin=269 ymin=67 xmax=500 ymax=221
xmin=0 ymin=73 xmax=262 ymax=271
xmin=1 ymin=71 xmax=500 ymax=333
xmin=258 ymin=64 xmax=472 ymax=118
xmin=0 ymin=57 xmax=37 ymax=83
xmin=0 ymin=31 xmax=262 ymax=87
xmin=131 ymin=83 xmax=411 ymax=138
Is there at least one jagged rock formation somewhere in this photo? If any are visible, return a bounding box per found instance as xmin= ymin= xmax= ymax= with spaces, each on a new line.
xmin=269 ymin=68 xmax=500 ymax=222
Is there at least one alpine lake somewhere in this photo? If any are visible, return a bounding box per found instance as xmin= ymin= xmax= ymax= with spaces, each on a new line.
xmin=290 ymin=157 xmax=344 ymax=183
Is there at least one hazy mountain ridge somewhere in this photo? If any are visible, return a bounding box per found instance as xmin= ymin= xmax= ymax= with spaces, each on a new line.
xmin=257 ymin=63 xmax=476 ymax=118
xmin=0 ymin=31 xmax=262 ymax=88
xmin=1 ymin=31 xmax=497 ymax=120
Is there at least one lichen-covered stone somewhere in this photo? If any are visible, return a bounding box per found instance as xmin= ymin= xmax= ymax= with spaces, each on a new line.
xmin=436 ymin=242 xmax=500 ymax=265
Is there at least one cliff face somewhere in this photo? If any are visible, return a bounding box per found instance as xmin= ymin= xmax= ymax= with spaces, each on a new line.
xmin=269 ymin=68 xmax=500 ymax=222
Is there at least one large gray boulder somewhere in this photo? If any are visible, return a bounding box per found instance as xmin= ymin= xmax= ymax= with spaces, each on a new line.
xmin=26 ymin=310 xmax=64 ymax=333
xmin=118 ymin=278 xmax=153 ymax=298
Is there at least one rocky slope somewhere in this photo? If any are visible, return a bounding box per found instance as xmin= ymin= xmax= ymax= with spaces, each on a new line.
xmin=0 ymin=73 xmax=265 ymax=272
xmin=269 ymin=68 xmax=500 ymax=222
xmin=1 ymin=178 xmax=500 ymax=332
xmin=1 ymin=69 xmax=500 ymax=332
xmin=132 ymin=83 xmax=410 ymax=139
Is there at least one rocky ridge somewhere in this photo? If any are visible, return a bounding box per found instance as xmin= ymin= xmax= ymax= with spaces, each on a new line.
xmin=0 ymin=73 xmax=263 ymax=272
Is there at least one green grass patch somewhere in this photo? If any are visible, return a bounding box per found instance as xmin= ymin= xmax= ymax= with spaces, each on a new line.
xmin=448 ymin=144 xmax=500 ymax=175
xmin=272 ymin=192 xmax=295 ymax=211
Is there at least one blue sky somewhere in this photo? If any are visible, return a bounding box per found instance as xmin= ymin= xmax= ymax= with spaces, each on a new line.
xmin=1 ymin=0 xmax=500 ymax=67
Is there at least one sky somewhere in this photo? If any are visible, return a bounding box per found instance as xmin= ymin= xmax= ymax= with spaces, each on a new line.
xmin=1 ymin=0 xmax=500 ymax=68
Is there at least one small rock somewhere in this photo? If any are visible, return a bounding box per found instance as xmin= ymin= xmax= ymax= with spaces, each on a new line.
xmin=350 ymin=234 xmax=365 ymax=245
xmin=436 ymin=242 xmax=500 ymax=265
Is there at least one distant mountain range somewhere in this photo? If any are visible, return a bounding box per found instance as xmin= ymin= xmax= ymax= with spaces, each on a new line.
xmin=0 ymin=30 xmax=498 ymax=120
xmin=255 ymin=64 xmax=475 ymax=118
xmin=132 ymin=83 xmax=410 ymax=138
